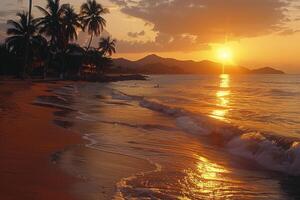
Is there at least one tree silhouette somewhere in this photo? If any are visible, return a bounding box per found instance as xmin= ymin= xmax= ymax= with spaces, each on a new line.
xmin=80 ymin=0 xmax=109 ymax=50
xmin=99 ymin=36 xmax=116 ymax=56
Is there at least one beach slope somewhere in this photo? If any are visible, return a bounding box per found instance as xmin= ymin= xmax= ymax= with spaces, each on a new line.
xmin=0 ymin=81 xmax=82 ymax=200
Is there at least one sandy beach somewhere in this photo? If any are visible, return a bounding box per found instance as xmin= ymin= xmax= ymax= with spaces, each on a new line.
xmin=0 ymin=81 xmax=83 ymax=200
xmin=0 ymin=80 xmax=155 ymax=200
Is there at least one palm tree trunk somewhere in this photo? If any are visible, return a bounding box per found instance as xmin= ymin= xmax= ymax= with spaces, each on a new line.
xmin=87 ymin=33 xmax=93 ymax=50
xmin=28 ymin=0 xmax=32 ymax=17
xmin=23 ymin=0 xmax=33 ymax=78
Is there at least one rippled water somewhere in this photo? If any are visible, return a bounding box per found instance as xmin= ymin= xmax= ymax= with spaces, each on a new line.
xmin=54 ymin=74 xmax=300 ymax=199
xmin=113 ymin=74 xmax=300 ymax=138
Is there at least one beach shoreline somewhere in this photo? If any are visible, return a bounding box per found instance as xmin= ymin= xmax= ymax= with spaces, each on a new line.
xmin=47 ymin=81 xmax=156 ymax=200
xmin=0 ymin=74 xmax=148 ymax=83
xmin=0 ymin=80 xmax=83 ymax=200
xmin=0 ymin=79 xmax=155 ymax=200
xmin=2 ymin=74 xmax=299 ymax=199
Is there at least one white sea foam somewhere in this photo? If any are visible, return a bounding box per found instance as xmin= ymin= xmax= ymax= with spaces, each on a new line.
xmin=53 ymin=85 xmax=78 ymax=96
xmin=110 ymin=89 xmax=300 ymax=175
xmin=111 ymin=91 xmax=133 ymax=100
xmin=33 ymin=99 xmax=74 ymax=110
xmin=140 ymin=99 xmax=183 ymax=116
xmin=82 ymin=133 xmax=99 ymax=148
xmin=227 ymin=132 xmax=300 ymax=175
xmin=114 ymin=161 xmax=163 ymax=200
xmin=176 ymin=116 xmax=208 ymax=135
xmin=76 ymin=111 xmax=97 ymax=122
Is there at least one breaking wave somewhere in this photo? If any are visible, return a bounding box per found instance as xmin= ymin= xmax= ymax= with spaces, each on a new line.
xmin=111 ymin=90 xmax=300 ymax=175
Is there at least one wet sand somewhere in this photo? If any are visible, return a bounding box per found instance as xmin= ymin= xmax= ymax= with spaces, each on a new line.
xmin=0 ymin=81 xmax=82 ymax=200
xmin=0 ymin=80 xmax=155 ymax=200
xmin=59 ymin=146 xmax=155 ymax=200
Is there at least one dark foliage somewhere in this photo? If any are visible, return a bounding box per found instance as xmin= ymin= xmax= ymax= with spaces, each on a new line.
xmin=2 ymin=0 xmax=116 ymax=79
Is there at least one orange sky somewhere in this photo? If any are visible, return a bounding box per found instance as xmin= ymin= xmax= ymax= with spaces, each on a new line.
xmin=1 ymin=0 xmax=300 ymax=73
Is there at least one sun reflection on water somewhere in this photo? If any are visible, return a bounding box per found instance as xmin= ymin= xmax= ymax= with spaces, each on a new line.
xmin=180 ymin=155 xmax=241 ymax=199
xmin=211 ymin=74 xmax=231 ymax=121
xmin=196 ymin=156 xmax=229 ymax=181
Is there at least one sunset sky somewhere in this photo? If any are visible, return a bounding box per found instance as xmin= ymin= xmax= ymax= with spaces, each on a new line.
xmin=0 ymin=0 xmax=300 ymax=73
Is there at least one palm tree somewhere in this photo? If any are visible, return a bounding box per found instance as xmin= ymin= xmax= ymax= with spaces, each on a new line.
xmin=6 ymin=12 xmax=33 ymax=54
xmin=28 ymin=0 xmax=33 ymax=17
xmin=36 ymin=0 xmax=70 ymax=79
xmin=99 ymin=36 xmax=116 ymax=56
xmin=80 ymin=0 xmax=109 ymax=50
xmin=6 ymin=12 xmax=46 ymax=75
xmin=28 ymin=0 xmax=33 ymax=21
xmin=35 ymin=0 xmax=67 ymax=47
xmin=62 ymin=5 xmax=83 ymax=43
xmin=31 ymin=35 xmax=48 ymax=62
xmin=11 ymin=0 xmax=33 ymax=77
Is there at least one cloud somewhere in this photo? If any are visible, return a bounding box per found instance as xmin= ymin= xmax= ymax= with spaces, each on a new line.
xmin=128 ymin=30 xmax=145 ymax=38
xmin=111 ymin=0 xmax=293 ymax=52
xmin=114 ymin=0 xmax=290 ymax=38
xmin=278 ymin=29 xmax=300 ymax=35
xmin=0 ymin=10 xmax=21 ymax=18
xmin=117 ymin=32 xmax=209 ymax=53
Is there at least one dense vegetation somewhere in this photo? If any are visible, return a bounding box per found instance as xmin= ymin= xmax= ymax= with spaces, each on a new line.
xmin=0 ymin=0 xmax=116 ymax=79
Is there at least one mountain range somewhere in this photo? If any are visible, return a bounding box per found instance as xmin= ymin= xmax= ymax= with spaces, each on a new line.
xmin=111 ymin=54 xmax=285 ymax=74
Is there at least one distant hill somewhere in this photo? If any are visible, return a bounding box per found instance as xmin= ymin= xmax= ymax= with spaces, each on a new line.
xmin=250 ymin=67 xmax=284 ymax=74
xmin=111 ymin=54 xmax=285 ymax=75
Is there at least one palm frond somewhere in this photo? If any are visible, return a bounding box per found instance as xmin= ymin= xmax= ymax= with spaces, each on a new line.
xmin=35 ymin=5 xmax=51 ymax=17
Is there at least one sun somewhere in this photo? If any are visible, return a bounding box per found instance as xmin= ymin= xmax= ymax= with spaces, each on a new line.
xmin=217 ymin=46 xmax=233 ymax=64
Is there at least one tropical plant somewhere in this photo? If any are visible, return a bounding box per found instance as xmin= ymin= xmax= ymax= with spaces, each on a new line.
xmin=6 ymin=12 xmax=48 ymax=76
xmin=6 ymin=12 xmax=46 ymax=74
xmin=85 ymin=48 xmax=112 ymax=75
xmin=36 ymin=0 xmax=82 ymax=79
xmin=6 ymin=12 xmax=36 ymax=54
xmin=4 ymin=0 xmax=116 ymax=79
xmin=0 ymin=43 xmax=10 ymax=75
xmin=96 ymin=55 xmax=112 ymax=75
xmin=0 ymin=43 xmax=24 ymax=76
xmin=0 ymin=44 xmax=9 ymax=58
xmin=31 ymin=35 xmax=48 ymax=62
xmin=65 ymin=43 xmax=85 ymax=55
xmin=99 ymin=36 xmax=116 ymax=56
xmin=80 ymin=0 xmax=109 ymax=50
xmin=35 ymin=0 xmax=68 ymax=47
xmin=63 ymin=44 xmax=85 ymax=77
xmin=62 ymin=5 xmax=83 ymax=43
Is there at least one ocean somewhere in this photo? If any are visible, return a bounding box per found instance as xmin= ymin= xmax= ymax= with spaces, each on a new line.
xmin=49 ymin=74 xmax=300 ymax=199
